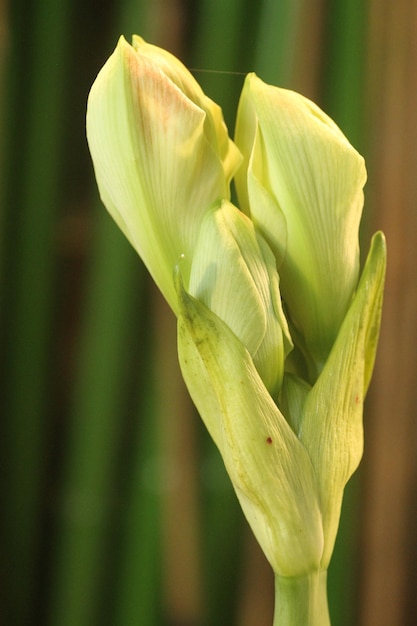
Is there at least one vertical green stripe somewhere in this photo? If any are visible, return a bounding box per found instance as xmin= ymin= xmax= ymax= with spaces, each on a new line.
xmin=47 ymin=3 xmax=160 ymax=624
xmin=1 ymin=0 xmax=72 ymax=622
xmin=253 ymin=0 xmax=303 ymax=85
xmin=322 ymin=0 xmax=366 ymax=145
xmin=190 ymin=0 xmax=248 ymax=127
xmin=46 ymin=211 xmax=141 ymax=626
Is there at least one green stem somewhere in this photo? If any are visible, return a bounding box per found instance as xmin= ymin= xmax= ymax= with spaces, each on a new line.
xmin=273 ymin=570 xmax=330 ymax=626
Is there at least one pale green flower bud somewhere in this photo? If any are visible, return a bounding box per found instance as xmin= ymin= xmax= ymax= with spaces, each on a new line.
xmin=86 ymin=37 xmax=387 ymax=598
xmin=86 ymin=35 xmax=241 ymax=312
xmin=188 ymin=200 xmax=292 ymax=394
xmin=235 ymin=73 xmax=366 ymax=379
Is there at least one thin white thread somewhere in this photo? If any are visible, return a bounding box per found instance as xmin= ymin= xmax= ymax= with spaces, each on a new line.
xmin=189 ymin=68 xmax=248 ymax=76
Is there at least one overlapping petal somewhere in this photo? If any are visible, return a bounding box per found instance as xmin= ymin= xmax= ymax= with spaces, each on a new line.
xmin=131 ymin=36 xmax=241 ymax=183
xmin=188 ymin=200 xmax=291 ymax=394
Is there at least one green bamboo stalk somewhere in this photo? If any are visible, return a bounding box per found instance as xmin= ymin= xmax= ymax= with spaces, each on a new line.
xmin=321 ymin=0 xmax=366 ymax=146
xmin=46 ymin=2 xmax=162 ymax=624
xmin=112 ymin=359 xmax=162 ymax=626
xmin=47 ymin=208 xmax=141 ymax=626
xmin=190 ymin=0 xmax=247 ymax=127
xmin=1 ymin=0 xmax=71 ymax=622
xmin=252 ymin=0 xmax=303 ymax=86
xmin=199 ymin=446 xmax=244 ymax=626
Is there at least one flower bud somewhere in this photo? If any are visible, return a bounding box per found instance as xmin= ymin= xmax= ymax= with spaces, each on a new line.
xmin=235 ymin=74 xmax=367 ymax=378
xmin=86 ymin=35 xmax=241 ymax=312
xmin=188 ymin=200 xmax=291 ymax=394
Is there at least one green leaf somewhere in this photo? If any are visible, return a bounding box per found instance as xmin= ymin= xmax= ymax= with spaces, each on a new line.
xmin=299 ymin=232 xmax=386 ymax=566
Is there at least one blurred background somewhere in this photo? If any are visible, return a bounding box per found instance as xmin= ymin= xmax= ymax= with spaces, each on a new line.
xmin=1 ymin=0 xmax=416 ymax=624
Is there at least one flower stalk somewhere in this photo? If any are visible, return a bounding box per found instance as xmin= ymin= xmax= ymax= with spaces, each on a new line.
xmin=273 ymin=571 xmax=330 ymax=626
